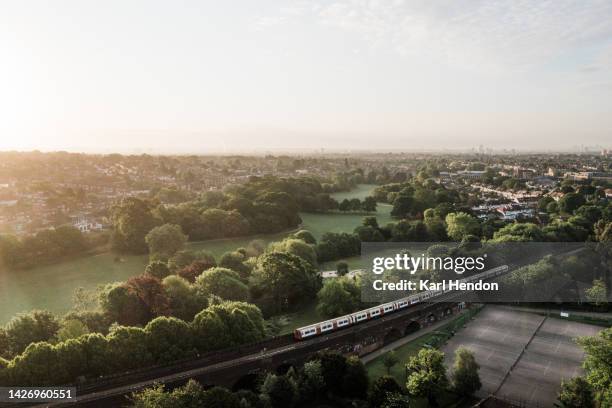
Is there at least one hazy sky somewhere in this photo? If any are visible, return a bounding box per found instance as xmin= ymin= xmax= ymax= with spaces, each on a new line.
xmin=1 ymin=0 xmax=612 ymax=153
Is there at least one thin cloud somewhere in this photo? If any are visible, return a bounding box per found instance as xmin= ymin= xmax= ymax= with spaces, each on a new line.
xmin=272 ymin=0 xmax=612 ymax=74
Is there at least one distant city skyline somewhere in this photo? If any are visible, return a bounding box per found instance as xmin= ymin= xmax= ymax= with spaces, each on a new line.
xmin=1 ymin=0 xmax=612 ymax=153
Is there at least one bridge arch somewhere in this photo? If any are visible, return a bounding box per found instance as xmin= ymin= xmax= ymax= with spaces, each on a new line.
xmin=405 ymin=320 xmax=421 ymax=336
xmin=383 ymin=327 xmax=402 ymax=345
xmin=276 ymin=361 xmax=297 ymax=375
xmin=232 ymin=370 xmax=261 ymax=392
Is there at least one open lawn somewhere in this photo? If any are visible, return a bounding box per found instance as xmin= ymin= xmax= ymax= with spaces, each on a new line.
xmin=270 ymin=302 xmax=321 ymax=336
xmin=366 ymin=331 xmax=442 ymax=383
xmin=0 ymin=185 xmax=391 ymax=324
xmin=365 ymin=308 xmax=483 ymax=408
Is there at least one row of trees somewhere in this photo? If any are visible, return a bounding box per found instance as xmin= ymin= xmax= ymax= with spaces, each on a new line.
xmin=110 ymin=176 xmax=365 ymax=255
xmin=0 ymin=302 xmax=265 ymax=386
xmin=373 ymin=180 xmax=464 ymax=218
xmin=131 ymin=351 xmax=371 ymax=408
xmin=0 ymin=227 xmax=325 ymax=364
xmin=126 ymin=326 xmax=611 ymax=407
xmin=337 ymin=196 xmax=377 ymax=213
xmin=0 ymin=226 xmax=89 ymax=270
xmin=129 ymin=345 xmax=483 ymax=408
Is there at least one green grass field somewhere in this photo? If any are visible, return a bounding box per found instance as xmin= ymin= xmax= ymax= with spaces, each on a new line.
xmin=365 ymin=308 xmax=482 ymax=408
xmin=365 ymin=307 xmax=483 ymax=383
xmin=366 ymin=332 xmax=444 ymax=383
xmin=0 ymin=185 xmax=391 ymax=324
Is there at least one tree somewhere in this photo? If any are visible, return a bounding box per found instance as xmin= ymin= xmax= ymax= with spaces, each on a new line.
xmin=191 ymin=302 xmax=265 ymax=352
xmin=130 ymin=384 xmax=176 ymax=407
xmin=162 ymin=275 xmax=207 ymax=321
xmin=300 ymin=360 xmax=325 ymax=402
xmin=538 ymin=196 xmax=555 ymax=211
xmin=107 ymin=325 xmax=153 ymax=371
xmin=144 ymin=316 xmax=195 ymax=363
xmin=354 ymin=225 xmax=385 ymax=242
xmin=219 ymin=251 xmax=250 ymax=279
xmin=492 ymin=223 xmax=544 ymax=242
xmin=318 ymin=352 xmax=348 ymax=392
xmin=111 ymin=197 xmax=160 ymax=254
xmin=292 ymin=229 xmax=317 ymax=245
xmin=3 ymin=310 xmax=60 ymax=358
xmin=557 ymin=377 xmax=595 ymax=408
xmin=362 ymin=196 xmax=377 ymax=212
xmin=269 ymin=238 xmax=318 ymax=266
xmin=9 ymin=341 xmax=61 ymax=386
xmin=191 ymin=309 xmax=230 ymax=352
xmin=0 ymin=329 xmax=9 ymax=359
xmin=558 ymin=193 xmax=586 ymax=214
xmin=342 ymin=355 xmax=369 ymax=398
xmin=391 ymin=193 xmax=415 ymax=218
xmin=316 ymin=277 xmax=360 ymax=318
xmin=168 ymin=250 xmax=198 ymax=272
xmin=383 ymin=351 xmax=399 ymax=375
xmin=194 ymin=267 xmax=248 ymax=301
xmin=260 ymin=373 xmax=297 ymax=408
xmin=369 ymin=375 xmax=403 ymax=408
xmin=99 ymin=282 xmax=150 ymax=326
xmin=145 ymin=261 xmax=170 ymax=279
xmin=336 ymin=261 xmax=349 ymax=276
xmin=251 ymin=252 xmax=320 ymax=314
xmin=62 ymin=310 xmax=110 ymax=335
xmin=178 ymin=260 xmax=213 ymax=283
xmin=339 ymin=199 xmax=351 ymax=212
xmin=577 ymin=328 xmax=612 ymax=405
xmin=405 ymin=349 xmax=448 ymax=406
xmin=130 ymin=380 xmax=232 ymax=408
xmin=197 ymin=209 xmax=250 ymax=240
xmin=451 ymin=347 xmax=481 ymax=396
xmin=126 ymin=274 xmax=171 ymax=318
xmin=199 ymin=386 xmax=241 ymax=408
xmin=445 ymin=212 xmax=480 ymax=241
xmin=56 ymin=319 xmax=89 ymax=342
xmin=585 ymin=279 xmax=607 ymax=307
xmin=362 ymin=216 xmax=379 ymax=229
xmin=316 ymin=232 xmax=361 ymax=262
xmin=145 ymin=224 xmax=187 ymax=260
xmin=381 ymin=393 xmax=411 ymax=408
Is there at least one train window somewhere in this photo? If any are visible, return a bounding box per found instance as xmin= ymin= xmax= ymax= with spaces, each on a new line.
xmin=337 ymin=319 xmax=349 ymax=327
xmin=383 ymin=305 xmax=394 ymax=312
xmin=321 ymin=323 xmax=333 ymax=331
xmin=371 ymin=309 xmax=380 ymax=316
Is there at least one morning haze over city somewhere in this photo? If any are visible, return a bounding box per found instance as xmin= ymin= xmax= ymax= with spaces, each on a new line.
xmin=0 ymin=2 xmax=611 ymax=408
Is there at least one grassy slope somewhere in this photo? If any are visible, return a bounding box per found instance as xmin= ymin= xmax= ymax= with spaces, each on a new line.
xmin=0 ymin=185 xmax=390 ymax=324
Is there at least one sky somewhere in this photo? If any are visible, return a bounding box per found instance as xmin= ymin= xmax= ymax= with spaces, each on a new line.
xmin=1 ymin=0 xmax=612 ymax=153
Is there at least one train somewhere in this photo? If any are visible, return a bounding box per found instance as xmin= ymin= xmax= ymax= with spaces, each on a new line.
xmin=293 ymin=264 xmax=509 ymax=340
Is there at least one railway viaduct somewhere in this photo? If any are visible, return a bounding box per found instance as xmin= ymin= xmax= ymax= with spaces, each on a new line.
xmin=42 ymin=300 xmax=465 ymax=408
xmin=36 ymin=248 xmax=582 ymax=407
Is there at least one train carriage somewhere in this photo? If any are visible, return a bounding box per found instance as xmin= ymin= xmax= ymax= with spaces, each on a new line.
xmin=293 ymin=264 xmax=508 ymax=340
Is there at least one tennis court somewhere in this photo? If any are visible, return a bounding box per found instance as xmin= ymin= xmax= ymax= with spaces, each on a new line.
xmin=441 ymin=305 xmax=602 ymax=407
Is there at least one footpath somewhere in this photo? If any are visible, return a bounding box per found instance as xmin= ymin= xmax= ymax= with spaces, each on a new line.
xmin=360 ymin=308 xmax=471 ymax=364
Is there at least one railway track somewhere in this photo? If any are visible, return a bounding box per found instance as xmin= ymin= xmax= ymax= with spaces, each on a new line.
xmin=32 ymin=247 xmax=582 ymax=407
